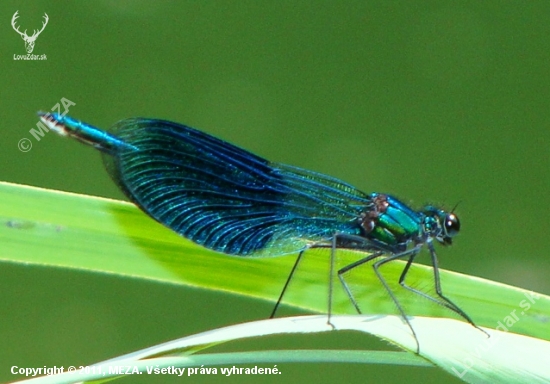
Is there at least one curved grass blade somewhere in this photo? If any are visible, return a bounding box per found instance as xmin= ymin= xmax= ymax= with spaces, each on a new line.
xmin=0 ymin=180 xmax=549 ymax=346
xmin=11 ymin=315 xmax=550 ymax=384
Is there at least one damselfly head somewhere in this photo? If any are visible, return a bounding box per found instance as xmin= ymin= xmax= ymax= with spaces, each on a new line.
xmin=422 ymin=206 xmax=460 ymax=245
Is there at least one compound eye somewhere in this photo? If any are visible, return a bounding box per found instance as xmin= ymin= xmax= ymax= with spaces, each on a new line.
xmin=445 ymin=213 xmax=460 ymax=237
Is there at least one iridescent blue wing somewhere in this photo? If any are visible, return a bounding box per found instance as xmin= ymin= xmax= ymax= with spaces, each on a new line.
xmin=103 ymin=118 xmax=372 ymax=257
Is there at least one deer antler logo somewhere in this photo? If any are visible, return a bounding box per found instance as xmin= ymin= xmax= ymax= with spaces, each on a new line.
xmin=11 ymin=11 xmax=49 ymax=54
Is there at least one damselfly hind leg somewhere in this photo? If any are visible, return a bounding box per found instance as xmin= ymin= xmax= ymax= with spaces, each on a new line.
xmin=271 ymin=247 xmax=336 ymax=330
xmin=270 ymin=250 xmax=306 ymax=319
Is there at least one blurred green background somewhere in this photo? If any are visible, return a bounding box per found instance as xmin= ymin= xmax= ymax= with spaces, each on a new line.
xmin=2 ymin=1 xmax=549 ymax=383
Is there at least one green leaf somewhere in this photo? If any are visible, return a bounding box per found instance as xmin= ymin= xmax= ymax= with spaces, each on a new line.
xmin=2 ymin=181 xmax=550 ymax=383
xmin=12 ymin=315 xmax=550 ymax=384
